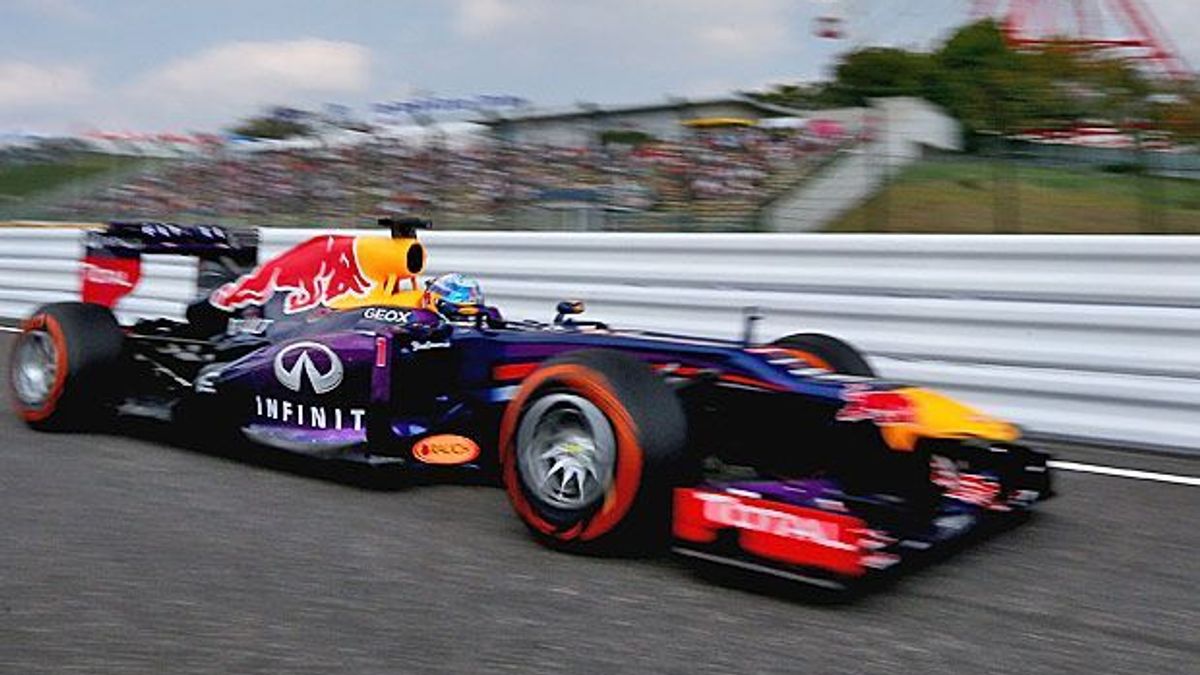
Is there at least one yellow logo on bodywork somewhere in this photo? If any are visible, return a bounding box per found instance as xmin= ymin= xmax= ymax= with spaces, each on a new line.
xmin=879 ymin=387 xmax=1020 ymax=452
xmin=327 ymin=236 xmax=427 ymax=310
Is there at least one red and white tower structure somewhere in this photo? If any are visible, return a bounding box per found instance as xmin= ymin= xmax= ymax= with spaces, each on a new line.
xmin=972 ymin=0 xmax=1192 ymax=79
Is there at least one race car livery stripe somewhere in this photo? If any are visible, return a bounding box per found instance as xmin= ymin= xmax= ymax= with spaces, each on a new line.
xmin=652 ymin=364 xmax=705 ymax=377
xmin=496 ymin=360 xmax=787 ymax=393
xmin=486 ymin=385 xmax=520 ymax=403
xmin=492 ymin=362 xmax=539 ymax=382
xmin=654 ymin=363 xmax=789 ymax=392
xmin=772 ymin=348 xmax=834 ymax=372
xmin=716 ymin=373 xmax=789 ymax=392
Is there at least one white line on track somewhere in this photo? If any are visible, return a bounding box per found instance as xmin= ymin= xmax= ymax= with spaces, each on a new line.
xmin=1049 ymin=460 xmax=1200 ymax=487
xmin=0 ymin=323 xmax=1197 ymax=486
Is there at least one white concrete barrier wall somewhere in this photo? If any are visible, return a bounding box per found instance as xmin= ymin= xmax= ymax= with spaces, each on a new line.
xmin=0 ymin=228 xmax=196 ymax=325
xmin=3 ymin=226 xmax=1199 ymax=452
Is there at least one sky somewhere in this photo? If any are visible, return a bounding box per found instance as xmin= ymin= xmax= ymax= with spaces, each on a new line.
xmin=0 ymin=0 xmax=1196 ymax=133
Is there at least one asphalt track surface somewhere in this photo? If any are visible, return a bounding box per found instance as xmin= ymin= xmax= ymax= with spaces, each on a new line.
xmin=1 ymin=333 xmax=1197 ymax=674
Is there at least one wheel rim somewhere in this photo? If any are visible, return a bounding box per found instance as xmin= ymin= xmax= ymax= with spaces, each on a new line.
xmin=516 ymin=392 xmax=617 ymax=511
xmin=11 ymin=329 xmax=59 ymax=409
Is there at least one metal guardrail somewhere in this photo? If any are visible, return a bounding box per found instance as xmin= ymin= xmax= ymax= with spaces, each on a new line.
xmin=0 ymin=226 xmax=195 ymax=324
xmin=3 ymin=225 xmax=1199 ymax=452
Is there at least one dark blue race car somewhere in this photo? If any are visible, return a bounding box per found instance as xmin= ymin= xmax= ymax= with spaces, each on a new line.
xmin=9 ymin=219 xmax=1053 ymax=590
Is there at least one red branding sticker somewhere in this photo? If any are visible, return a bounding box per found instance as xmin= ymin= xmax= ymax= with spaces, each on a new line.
xmin=673 ymin=488 xmax=868 ymax=576
xmin=836 ymin=387 xmax=916 ymax=425
xmin=81 ymin=256 xmax=141 ymax=308
xmin=412 ymin=435 xmax=480 ymax=465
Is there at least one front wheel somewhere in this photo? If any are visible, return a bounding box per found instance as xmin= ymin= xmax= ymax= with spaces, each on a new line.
xmin=771 ymin=332 xmax=875 ymax=377
xmin=9 ymin=302 xmax=124 ymax=430
xmin=499 ymin=349 xmax=690 ymax=554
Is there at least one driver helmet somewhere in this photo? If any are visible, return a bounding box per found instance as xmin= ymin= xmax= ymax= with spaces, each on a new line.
xmin=424 ymin=273 xmax=485 ymax=317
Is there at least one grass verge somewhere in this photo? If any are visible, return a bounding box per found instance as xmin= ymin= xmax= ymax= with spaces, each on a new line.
xmin=828 ymin=159 xmax=1200 ymax=233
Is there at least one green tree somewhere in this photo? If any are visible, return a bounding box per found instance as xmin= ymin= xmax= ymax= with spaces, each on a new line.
xmin=1160 ymin=87 xmax=1200 ymax=142
xmin=748 ymin=83 xmax=831 ymax=110
xmin=823 ymin=48 xmax=938 ymax=106
xmin=931 ymin=20 xmax=1046 ymax=136
xmin=752 ymin=18 xmax=1169 ymax=146
xmin=230 ymin=109 xmax=313 ymax=140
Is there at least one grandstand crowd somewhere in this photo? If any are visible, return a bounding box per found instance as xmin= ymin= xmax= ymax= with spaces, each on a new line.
xmin=59 ymin=125 xmax=854 ymax=228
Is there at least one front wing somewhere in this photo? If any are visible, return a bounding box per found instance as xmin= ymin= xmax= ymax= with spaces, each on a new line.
xmin=672 ymin=468 xmax=1045 ymax=589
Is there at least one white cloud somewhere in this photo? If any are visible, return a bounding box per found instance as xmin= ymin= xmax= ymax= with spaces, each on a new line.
xmin=1 ymin=40 xmax=374 ymax=131
xmin=451 ymin=0 xmax=793 ymax=56
xmin=438 ymin=0 xmax=816 ymax=111
xmin=0 ymin=62 xmax=92 ymax=109
xmin=454 ymin=0 xmax=524 ymax=38
xmin=131 ymin=39 xmax=370 ymax=108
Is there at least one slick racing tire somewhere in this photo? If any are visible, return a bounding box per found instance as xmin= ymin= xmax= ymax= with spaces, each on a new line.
xmin=771 ymin=332 xmax=875 ymax=377
xmin=500 ymin=349 xmax=689 ymax=554
xmin=9 ymin=302 xmax=124 ymax=431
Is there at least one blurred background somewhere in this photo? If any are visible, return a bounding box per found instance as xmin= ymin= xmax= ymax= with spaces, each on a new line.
xmin=0 ymin=0 xmax=1196 ymax=233
xmin=2 ymin=6 xmax=1199 ymax=673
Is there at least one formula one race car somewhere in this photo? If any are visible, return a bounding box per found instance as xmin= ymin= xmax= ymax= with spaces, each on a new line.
xmin=8 ymin=219 xmax=1053 ymax=590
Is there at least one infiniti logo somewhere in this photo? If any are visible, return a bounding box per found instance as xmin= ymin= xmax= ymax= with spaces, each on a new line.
xmin=273 ymin=342 xmax=344 ymax=395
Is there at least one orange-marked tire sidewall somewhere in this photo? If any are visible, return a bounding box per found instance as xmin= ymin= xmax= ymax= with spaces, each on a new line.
xmin=12 ymin=314 xmax=70 ymax=422
xmin=500 ymin=364 xmax=644 ymax=543
xmin=777 ymin=348 xmax=833 ymax=371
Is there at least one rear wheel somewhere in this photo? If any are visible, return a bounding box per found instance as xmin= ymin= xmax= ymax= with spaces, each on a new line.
xmin=771 ymin=332 xmax=874 ymax=377
xmin=9 ymin=302 xmax=124 ymax=430
xmin=500 ymin=349 xmax=690 ymax=554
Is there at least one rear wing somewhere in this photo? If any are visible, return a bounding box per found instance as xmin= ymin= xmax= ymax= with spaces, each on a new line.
xmin=82 ymin=221 xmax=259 ymax=309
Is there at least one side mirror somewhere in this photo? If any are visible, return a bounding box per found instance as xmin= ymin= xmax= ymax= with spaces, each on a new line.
xmin=554 ymin=300 xmax=585 ymax=325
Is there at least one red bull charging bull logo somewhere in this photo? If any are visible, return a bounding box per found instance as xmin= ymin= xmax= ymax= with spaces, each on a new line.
xmin=211 ymin=235 xmax=426 ymax=314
